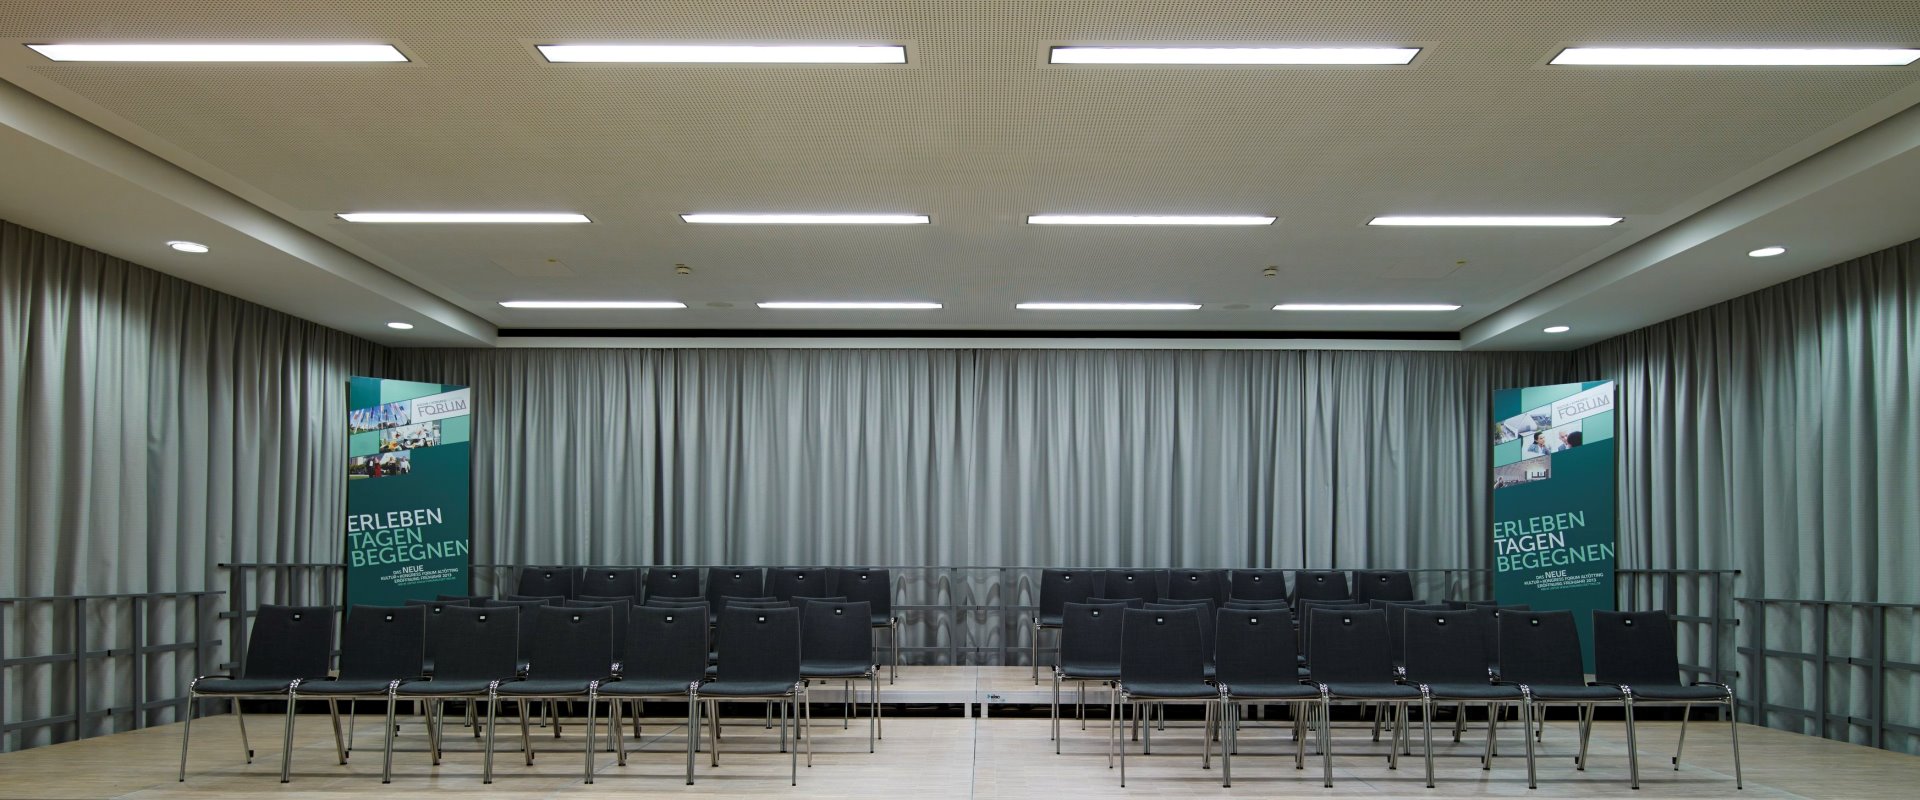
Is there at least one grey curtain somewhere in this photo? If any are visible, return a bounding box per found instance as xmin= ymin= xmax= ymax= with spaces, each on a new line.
xmin=1574 ymin=238 xmax=1918 ymax=752
xmin=0 ymin=220 xmax=379 ymax=746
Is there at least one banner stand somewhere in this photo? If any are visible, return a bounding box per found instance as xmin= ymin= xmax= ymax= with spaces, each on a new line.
xmin=344 ymin=377 xmax=473 ymax=606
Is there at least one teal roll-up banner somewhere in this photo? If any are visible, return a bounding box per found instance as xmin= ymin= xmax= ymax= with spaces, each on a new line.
xmin=344 ymin=377 xmax=472 ymax=607
xmin=1491 ymin=380 xmax=1617 ymax=670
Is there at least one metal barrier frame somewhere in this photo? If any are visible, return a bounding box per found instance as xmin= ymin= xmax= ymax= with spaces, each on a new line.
xmin=1737 ymin=597 xmax=1920 ymax=751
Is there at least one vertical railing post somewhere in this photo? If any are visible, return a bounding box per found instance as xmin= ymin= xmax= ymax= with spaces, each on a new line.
xmin=1813 ymin=602 xmax=1829 ymax=739
xmin=131 ymin=596 xmax=146 ymax=731
xmin=1710 ymin=573 xmax=1726 ymax=688
xmin=190 ymin=593 xmax=207 ymax=722
xmin=72 ymin=598 xmax=87 ymax=742
xmin=1750 ymin=599 xmax=1767 ymax=727
xmin=1870 ymin=605 xmax=1885 ymax=750
xmin=996 ymin=567 xmax=1009 ymax=667
xmin=0 ymin=599 xmax=9 ymax=752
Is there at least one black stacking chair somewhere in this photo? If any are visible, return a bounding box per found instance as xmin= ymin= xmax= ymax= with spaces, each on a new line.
xmin=515 ymin=567 xmax=576 ymax=599
xmin=1384 ymin=602 xmax=1451 ymax=668
xmin=1224 ymin=598 xmax=1292 ymax=610
xmin=180 ymin=604 xmax=334 ymax=783
xmin=1291 ymin=570 xmax=1351 ymax=605
xmin=437 ymin=594 xmax=491 ymax=606
xmin=1101 ymin=569 xmax=1164 ymax=604
xmin=831 ymin=568 xmax=898 ymax=684
xmin=719 ymin=595 xmax=782 ymax=607
xmin=1466 ymin=599 xmax=1510 ymax=608
xmin=487 ymin=598 xmax=549 ymax=673
xmin=1305 ymin=608 xmax=1428 ymax=788
xmin=1229 ymin=569 xmax=1290 ymax=602
xmin=1086 ymin=596 xmax=1145 ymax=608
xmin=1499 ymin=610 xmax=1637 ymax=787
xmin=1594 ymin=610 xmax=1742 ymax=790
xmin=768 ymin=567 xmax=829 ymax=601
xmin=505 ymin=594 xmax=565 ymax=605
xmin=602 ymin=605 xmax=709 ymax=785
xmin=705 ymin=567 xmax=765 ymax=614
xmin=1051 ymin=601 xmax=1127 ymax=752
xmin=402 ymin=599 xmax=467 ymax=681
xmin=1113 ymin=608 xmax=1220 ymax=787
xmin=1403 ymin=608 xmax=1532 ymax=789
xmin=1033 ymin=569 xmax=1098 ymax=683
xmin=1475 ymin=604 xmax=1530 ymax=675
xmin=645 ymin=567 xmax=701 ymax=599
xmin=791 ymin=595 xmax=846 ymax=607
xmin=1167 ymin=568 xmax=1230 ymax=606
xmin=580 ymin=567 xmax=643 ymax=602
xmin=1352 ymin=570 xmax=1417 ymax=604
xmin=388 ymin=605 xmax=521 ymax=783
xmin=288 ymin=605 xmax=425 ymax=779
xmin=1215 ymin=608 xmax=1318 ymax=786
xmin=1146 ymin=600 xmax=1218 ymax=677
xmin=800 ymin=600 xmax=881 ymax=752
xmin=566 ymin=599 xmax=632 ymax=658
xmin=489 ymin=606 xmax=619 ymax=784
xmin=645 ymin=595 xmax=709 ymax=608
xmin=578 ymin=594 xmax=638 ymax=605
xmin=703 ymin=606 xmax=808 ymax=786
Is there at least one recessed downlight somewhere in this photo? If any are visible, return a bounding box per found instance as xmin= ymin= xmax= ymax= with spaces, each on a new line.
xmin=339 ymin=212 xmax=591 ymax=223
xmin=1550 ymin=47 xmax=1920 ymax=67
xmin=680 ymin=213 xmax=929 ymax=224
xmin=499 ymin=300 xmax=686 ymax=309
xmin=1016 ymin=302 xmax=1202 ymax=311
xmin=537 ymin=44 xmax=906 ymax=64
xmin=26 ymin=43 xmax=408 ymax=62
xmin=1747 ymin=246 xmax=1787 ymax=258
xmin=1026 ymin=215 xmax=1275 ymax=226
xmin=386 ymin=322 xmax=414 ymax=330
xmin=1049 ymin=46 xmax=1419 ymax=65
xmin=1543 ymin=325 xmax=1572 ymax=334
xmin=1369 ymin=216 xmax=1622 ymax=227
xmin=166 ymin=240 xmax=209 ymax=253
xmin=756 ymin=301 xmax=942 ymax=310
xmin=1275 ymin=303 xmax=1460 ymax=312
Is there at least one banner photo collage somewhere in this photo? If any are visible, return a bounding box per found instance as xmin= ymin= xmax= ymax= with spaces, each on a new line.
xmin=344 ymin=377 xmax=473 ymax=607
xmin=1491 ymin=380 xmax=1617 ymax=669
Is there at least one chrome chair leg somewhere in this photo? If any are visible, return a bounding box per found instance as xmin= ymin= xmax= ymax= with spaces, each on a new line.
xmin=1674 ymin=701 xmax=1691 ymax=768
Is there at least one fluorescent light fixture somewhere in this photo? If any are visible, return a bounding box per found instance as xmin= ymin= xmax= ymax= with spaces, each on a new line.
xmin=1748 ymin=245 xmax=1788 ymax=258
xmin=680 ymin=213 xmax=928 ymax=224
xmin=538 ymin=44 xmax=905 ymax=64
xmin=386 ymin=322 xmax=414 ymax=330
xmin=1016 ymin=302 xmax=1202 ymax=311
xmin=1027 ymin=215 xmax=1275 ymax=226
xmin=756 ymin=301 xmax=942 ymax=310
xmin=28 ymin=43 xmax=407 ymax=62
xmin=1551 ymin=47 xmax=1920 ymax=66
xmin=1051 ymin=46 xmax=1418 ymax=65
xmin=166 ymin=240 xmax=209 ymax=253
xmin=1543 ymin=325 xmax=1572 ymax=333
xmin=338 ymin=212 xmax=591 ymax=223
xmin=1275 ymin=303 xmax=1460 ymax=312
xmin=1369 ymin=215 xmax=1621 ymax=227
xmin=499 ymin=300 xmax=686 ymax=309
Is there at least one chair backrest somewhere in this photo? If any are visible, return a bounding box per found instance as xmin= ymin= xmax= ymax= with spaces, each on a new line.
xmin=1351 ymin=570 xmax=1416 ymax=603
xmin=505 ymin=594 xmax=565 ymax=605
xmin=646 ymin=595 xmax=709 ymax=609
xmin=338 ymin=605 xmax=426 ymax=681
xmin=436 ymin=594 xmax=491 ymax=607
xmin=722 ymin=597 xmax=790 ymax=609
xmin=1214 ymin=607 xmax=1299 ymax=687
xmin=1497 ymin=610 xmax=1586 ymax=685
xmin=1291 ymin=570 xmax=1351 ymax=604
xmin=831 ymin=568 xmax=893 ymax=618
xmin=407 ymin=598 xmax=471 ymax=609
xmin=705 ymin=567 xmax=766 ymax=612
xmin=1465 ymin=599 xmax=1507 ymax=608
xmin=564 ymin=599 xmax=631 ymax=656
xmin=1443 ymin=600 xmax=1479 ymax=610
xmin=1384 ymin=602 xmax=1450 ymax=663
xmin=516 ymin=567 xmax=575 ymax=599
xmin=1145 ymin=600 xmax=1216 ymax=663
xmin=581 ymin=567 xmax=642 ymax=601
xmin=1167 ymin=569 xmax=1229 ymax=605
xmin=405 ymin=600 xmax=465 ymax=665
xmin=800 ymin=600 xmax=874 ymax=666
xmin=578 ymin=594 xmax=638 ymax=605
xmin=1306 ymin=608 xmax=1394 ymax=684
xmin=1593 ymin=610 xmax=1684 ymax=687
xmin=1100 ymin=569 xmax=1164 ymax=603
xmin=714 ymin=605 xmax=801 ymax=685
xmin=623 ymin=605 xmax=709 ymax=685
xmin=241 ymin=605 xmax=335 ymax=681
xmin=528 ymin=605 xmax=615 ymax=680
xmin=1369 ymin=598 xmax=1429 ymax=610
xmin=488 ymin=598 xmax=550 ymax=662
xmin=1037 ymin=569 xmax=1099 ymax=619
xmin=1120 ymin=608 xmax=1206 ymax=687
xmin=1225 ymin=598 xmax=1292 ymax=610
xmin=1299 ymin=599 xmax=1371 ymax=612
xmin=1477 ymin=604 xmax=1530 ymax=667
xmin=1230 ymin=569 xmax=1290 ymax=601
xmin=1401 ymin=608 xmax=1491 ymax=685
xmin=768 ymin=567 xmax=830 ymax=601
xmin=1057 ymin=601 xmax=1128 ymax=673
xmin=1086 ymin=597 xmax=1145 ymax=609
xmin=429 ymin=605 xmax=521 ymax=682
xmin=645 ymin=567 xmax=701 ymax=599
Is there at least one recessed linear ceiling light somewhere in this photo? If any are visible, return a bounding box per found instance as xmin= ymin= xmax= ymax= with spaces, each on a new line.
xmin=499 ymin=300 xmax=686 ymax=309
xmin=27 ymin=43 xmax=407 ymax=62
xmin=166 ymin=240 xmax=210 ymax=253
xmin=680 ymin=213 xmax=929 ymax=224
xmin=337 ymin=212 xmax=591 ymax=223
xmin=756 ymin=301 xmax=942 ymax=310
xmin=1369 ymin=216 xmax=1622 ymax=227
xmin=386 ymin=322 xmax=414 ymax=330
xmin=1748 ymin=246 xmax=1788 ymax=258
xmin=1050 ymin=46 xmax=1419 ymax=65
xmin=1027 ymin=215 xmax=1275 ymax=226
xmin=1016 ymin=302 xmax=1202 ymax=311
xmin=1543 ymin=325 xmax=1572 ymax=333
xmin=537 ymin=44 xmax=906 ymax=63
xmin=1275 ymin=303 xmax=1461 ymax=311
xmin=1551 ymin=47 xmax=1920 ymax=66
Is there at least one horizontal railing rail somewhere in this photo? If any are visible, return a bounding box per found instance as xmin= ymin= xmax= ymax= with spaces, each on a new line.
xmin=1736 ymin=597 xmax=1920 ymax=752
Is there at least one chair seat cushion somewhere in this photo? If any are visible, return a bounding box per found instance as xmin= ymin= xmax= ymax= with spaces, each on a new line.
xmin=602 ymin=678 xmax=699 ymax=697
xmin=396 ymin=678 xmax=499 ymax=696
xmin=801 ymin=659 xmax=873 ymax=678
xmin=1057 ymin=664 xmax=1120 ymax=680
xmin=298 ymin=678 xmax=402 ymax=695
xmin=1221 ymin=681 xmax=1319 ymax=700
xmin=193 ymin=677 xmax=299 ymax=695
xmin=1320 ymin=682 xmax=1423 ymax=700
xmin=1121 ymin=680 xmax=1217 ymax=699
xmin=1629 ymin=684 xmax=1729 ymax=702
xmin=701 ymin=679 xmax=798 ymax=698
xmin=496 ymin=679 xmax=600 ymax=696
xmin=1419 ymin=682 xmax=1522 ymax=700
xmin=1527 ymin=683 xmax=1624 ymax=701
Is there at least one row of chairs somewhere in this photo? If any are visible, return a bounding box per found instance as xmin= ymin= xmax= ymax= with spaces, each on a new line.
xmin=510 ymin=566 xmax=899 ymax=681
xmin=1054 ymin=604 xmax=1740 ymax=791
xmin=181 ymin=599 xmax=883 ymax=787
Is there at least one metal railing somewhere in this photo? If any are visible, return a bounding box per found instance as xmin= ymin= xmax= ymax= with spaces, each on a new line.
xmin=0 ymin=591 xmax=222 ymax=752
xmin=1736 ymin=597 xmax=1920 ymax=753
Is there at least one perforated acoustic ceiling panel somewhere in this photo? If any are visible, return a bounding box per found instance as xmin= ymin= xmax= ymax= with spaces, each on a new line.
xmin=3 ymin=1 xmax=1920 ymax=331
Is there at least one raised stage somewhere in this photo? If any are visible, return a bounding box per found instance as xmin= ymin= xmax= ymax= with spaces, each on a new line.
xmin=1 ymin=666 xmax=1914 ymax=799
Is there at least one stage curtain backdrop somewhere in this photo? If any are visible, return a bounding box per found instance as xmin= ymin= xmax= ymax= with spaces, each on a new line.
xmin=1573 ymin=237 xmax=1918 ymax=752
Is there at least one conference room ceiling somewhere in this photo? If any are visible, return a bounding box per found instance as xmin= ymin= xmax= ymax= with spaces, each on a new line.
xmin=3 ymin=1 xmax=1920 ymax=348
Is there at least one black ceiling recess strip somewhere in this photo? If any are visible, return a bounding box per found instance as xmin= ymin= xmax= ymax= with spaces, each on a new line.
xmin=499 ymin=328 xmax=1460 ymax=341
